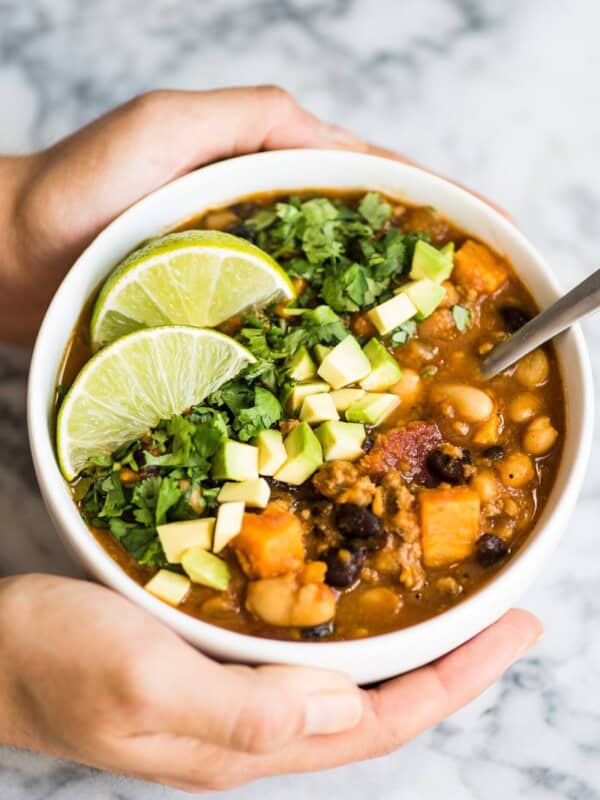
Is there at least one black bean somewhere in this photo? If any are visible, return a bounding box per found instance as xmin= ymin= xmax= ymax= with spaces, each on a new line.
xmin=336 ymin=504 xmax=382 ymax=539
xmin=300 ymin=621 xmax=335 ymax=640
xmin=482 ymin=445 xmax=505 ymax=462
xmin=362 ymin=437 xmax=374 ymax=453
xmin=226 ymin=222 xmax=256 ymax=243
xmin=476 ymin=534 xmax=509 ymax=567
xmin=500 ymin=306 xmax=531 ymax=333
xmin=427 ymin=447 xmax=472 ymax=485
xmin=324 ymin=547 xmax=365 ymax=588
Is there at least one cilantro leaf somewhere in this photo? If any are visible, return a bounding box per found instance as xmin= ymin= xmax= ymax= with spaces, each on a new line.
xmin=358 ymin=192 xmax=392 ymax=230
xmin=155 ymin=476 xmax=182 ymax=525
xmin=235 ymin=386 xmax=283 ymax=442
xmin=390 ymin=319 xmax=417 ymax=346
xmin=452 ymin=305 xmax=474 ymax=332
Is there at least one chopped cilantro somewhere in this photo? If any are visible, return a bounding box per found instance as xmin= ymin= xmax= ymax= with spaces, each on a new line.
xmin=421 ymin=366 xmax=439 ymax=378
xmin=452 ymin=305 xmax=474 ymax=332
xmin=390 ymin=320 xmax=417 ymax=346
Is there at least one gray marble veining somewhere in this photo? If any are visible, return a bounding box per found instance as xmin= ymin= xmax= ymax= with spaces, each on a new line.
xmin=1 ymin=0 xmax=599 ymax=797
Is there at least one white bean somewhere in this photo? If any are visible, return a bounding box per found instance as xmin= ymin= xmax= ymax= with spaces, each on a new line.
xmin=430 ymin=383 xmax=494 ymax=423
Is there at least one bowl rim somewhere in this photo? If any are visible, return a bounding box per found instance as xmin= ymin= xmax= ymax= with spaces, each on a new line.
xmin=27 ymin=149 xmax=594 ymax=662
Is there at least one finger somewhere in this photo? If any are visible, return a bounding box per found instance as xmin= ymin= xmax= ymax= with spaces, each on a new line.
xmin=152 ymin=653 xmax=363 ymax=754
xmin=247 ymin=609 xmax=542 ymax=776
xmin=363 ymin=141 xmax=516 ymax=224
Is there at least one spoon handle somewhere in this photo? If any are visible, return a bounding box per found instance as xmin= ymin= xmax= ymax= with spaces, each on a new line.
xmin=480 ymin=267 xmax=600 ymax=378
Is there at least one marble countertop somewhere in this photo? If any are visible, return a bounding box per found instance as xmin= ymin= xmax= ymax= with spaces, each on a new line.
xmin=1 ymin=0 xmax=600 ymax=797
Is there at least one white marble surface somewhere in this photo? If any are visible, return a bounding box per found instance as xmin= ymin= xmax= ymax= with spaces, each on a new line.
xmin=1 ymin=0 xmax=600 ymax=797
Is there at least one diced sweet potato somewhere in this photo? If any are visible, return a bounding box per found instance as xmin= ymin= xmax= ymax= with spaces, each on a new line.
xmin=232 ymin=503 xmax=305 ymax=579
xmin=453 ymin=240 xmax=508 ymax=295
xmin=419 ymin=487 xmax=481 ymax=567
xmin=360 ymin=421 xmax=443 ymax=483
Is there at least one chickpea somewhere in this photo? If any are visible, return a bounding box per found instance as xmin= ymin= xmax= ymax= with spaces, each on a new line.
xmin=390 ymin=368 xmax=422 ymax=407
xmin=471 ymin=469 xmax=499 ymax=503
xmin=496 ymin=452 xmax=535 ymax=488
xmin=522 ymin=416 xmax=558 ymax=456
xmin=358 ymin=587 xmax=402 ymax=617
xmin=508 ymin=392 xmax=542 ymax=423
xmin=515 ymin=349 xmax=549 ymax=388
xmin=246 ymin=574 xmax=336 ymax=628
xmin=430 ymin=383 xmax=494 ymax=423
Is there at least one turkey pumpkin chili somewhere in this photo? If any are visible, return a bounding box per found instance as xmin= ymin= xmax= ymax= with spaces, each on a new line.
xmin=55 ymin=190 xmax=564 ymax=641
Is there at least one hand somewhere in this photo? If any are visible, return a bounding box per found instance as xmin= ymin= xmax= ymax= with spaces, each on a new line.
xmin=0 ymin=85 xmax=540 ymax=790
xmin=0 ymin=86 xmax=366 ymax=345
xmin=0 ymin=574 xmax=541 ymax=792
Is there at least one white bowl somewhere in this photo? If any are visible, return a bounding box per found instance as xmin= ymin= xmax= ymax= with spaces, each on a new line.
xmin=28 ymin=150 xmax=594 ymax=684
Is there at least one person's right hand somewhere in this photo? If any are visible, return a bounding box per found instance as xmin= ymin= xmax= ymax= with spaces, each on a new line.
xmin=0 ymin=574 xmax=541 ymax=792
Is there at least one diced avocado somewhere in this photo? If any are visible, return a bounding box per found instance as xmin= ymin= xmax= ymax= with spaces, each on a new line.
xmin=211 ymin=439 xmax=258 ymax=481
xmin=213 ymin=501 xmax=245 ymax=554
xmin=144 ymin=569 xmax=191 ymax=606
xmin=330 ymin=388 xmax=366 ymax=412
xmin=287 ymin=346 xmax=317 ymax=381
xmin=345 ymin=393 xmax=400 ymax=426
xmin=157 ymin=518 xmax=215 ymax=563
xmin=274 ymin=421 xmax=323 ymax=485
xmin=317 ymin=335 xmax=371 ymax=389
xmin=254 ymin=429 xmax=287 ymax=475
xmin=367 ymin=293 xmax=417 ymax=336
xmin=300 ymin=393 xmax=340 ymax=424
xmin=441 ymin=241 xmax=454 ymax=258
xmin=218 ymin=478 xmax=271 ymax=508
xmin=360 ymin=338 xmax=403 ymax=392
xmin=410 ymin=239 xmax=453 ymax=283
xmin=284 ymin=380 xmax=330 ymax=415
xmin=313 ymin=344 xmax=332 ymax=364
xmin=181 ymin=546 xmax=231 ymax=591
xmin=315 ymin=421 xmax=366 ymax=461
xmin=398 ymin=279 xmax=446 ymax=320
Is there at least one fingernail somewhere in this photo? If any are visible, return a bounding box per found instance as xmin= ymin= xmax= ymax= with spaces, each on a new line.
xmin=318 ymin=123 xmax=367 ymax=150
xmin=517 ymin=628 xmax=544 ymax=658
xmin=304 ymin=692 xmax=363 ymax=736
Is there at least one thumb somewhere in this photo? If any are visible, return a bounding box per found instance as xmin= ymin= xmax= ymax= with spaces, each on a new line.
xmin=161 ymin=656 xmax=364 ymax=754
xmin=19 ymin=86 xmax=365 ymax=269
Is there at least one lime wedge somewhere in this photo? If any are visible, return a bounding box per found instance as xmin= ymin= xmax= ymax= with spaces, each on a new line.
xmin=90 ymin=230 xmax=295 ymax=347
xmin=56 ymin=326 xmax=254 ymax=480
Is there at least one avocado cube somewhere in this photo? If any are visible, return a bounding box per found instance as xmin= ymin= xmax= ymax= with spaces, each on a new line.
xmin=284 ymin=381 xmax=330 ymax=415
xmin=315 ymin=421 xmax=366 ymax=461
xmin=287 ymin=346 xmax=317 ymax=381
xmin=367 ymin=293 xmax=417 ymax=336
xmin=360 ymin=338 xmax=403 ymax=392
xmin=213 ymin=501 xmax=245 ymax=553
xmin=218 ymin=478 xmax=271 ymax=508
xmin=397 ymin=279 xmax=446 ymax=320
xmin=181 ymin=546 xmax=231 ymax=591
xmin=317 ymin=335 xmax=371 ymax=389
xmin=345 ymin=393 xmax=400 ymax=426
xmin=410 ymin=239 xmax=453 ymax=283
xmin=300 ymin=393 xmax=340 ymax=424
xmin=274 ymin=421 xmax=323 ymax=485
xmin=211 ymin=439 xmax=259 ymax=481
xmin=330 ymin=388 xmax=366 ymax=412
xmin=157 ymin=518 xmax=215 ymax=563
xmin=144 ymin=569 xmax=191 ymax=606
xmin=313 ymin=344 xmax=332 ymax=364
xmin=254 ymin=429 xmax=287 ymax=475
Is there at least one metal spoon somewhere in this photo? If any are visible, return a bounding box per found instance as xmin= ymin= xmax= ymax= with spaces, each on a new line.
xmin=480 ymin=267 xmax=600 ymax=379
